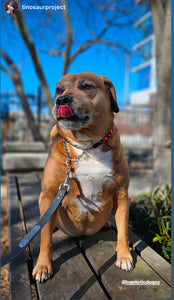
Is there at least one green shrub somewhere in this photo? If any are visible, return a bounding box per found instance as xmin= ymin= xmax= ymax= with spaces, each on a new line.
xmin=130 ymin=184 xmax=171 ymax=262
xmin=151 ymin=184 xmax=171 ymax=262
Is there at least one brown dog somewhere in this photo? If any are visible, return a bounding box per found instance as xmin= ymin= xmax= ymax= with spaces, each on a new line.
xmin=32 ymin=72 xmax=133 ymax=282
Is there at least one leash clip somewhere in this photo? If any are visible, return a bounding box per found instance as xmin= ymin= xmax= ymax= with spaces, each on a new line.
xmin=66 ymin=158 xmax=78 ymax=169
xmin=59 ymin=183 xmax=70 ymax=192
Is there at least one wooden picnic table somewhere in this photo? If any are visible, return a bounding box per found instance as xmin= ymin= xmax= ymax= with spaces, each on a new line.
xmin=7 ymin=172 xmax=171 ymax=300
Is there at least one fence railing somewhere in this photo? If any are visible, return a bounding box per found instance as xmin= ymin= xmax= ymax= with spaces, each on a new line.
xmin=2 ymin=105 xmax=154 ymax=150
xmin=116 ymin=105 xmax=153 ymax=150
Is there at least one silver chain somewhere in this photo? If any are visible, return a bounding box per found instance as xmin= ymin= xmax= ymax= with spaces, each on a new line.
xmin=60 ymin=129 xmax=112 ymax=191
xmin=63 ymin=138 xmax=90 ymax=168
xmin=59 ymin=138 xmax=90 ymax=191
xmin=63 ymin=136 xmax=94 ymax=151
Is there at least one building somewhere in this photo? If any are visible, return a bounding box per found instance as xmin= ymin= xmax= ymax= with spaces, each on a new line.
xmin=130 ymin=0 xmax=156 ymax=106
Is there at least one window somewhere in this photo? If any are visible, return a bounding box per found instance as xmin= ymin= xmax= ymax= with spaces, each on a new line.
xmin=136 ymin=40 xmax=153 ymax=64
xmin=137 ymin=65 xmax=151 ymax=89
xmin=140 ymin=17 xmax=153 ymax=38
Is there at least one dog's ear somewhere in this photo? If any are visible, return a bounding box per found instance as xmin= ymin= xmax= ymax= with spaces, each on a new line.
xmin=101 ymin=76 xmax=119 ymax=113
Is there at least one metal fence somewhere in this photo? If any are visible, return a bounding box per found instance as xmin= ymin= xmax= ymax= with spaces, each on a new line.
xmin=116 ymin=105 xmax=154 ymax=167
xmin=1 ymin=103 xmax=154 ymax=168
xmin=116 ymin=105 xmax=153 ymax=149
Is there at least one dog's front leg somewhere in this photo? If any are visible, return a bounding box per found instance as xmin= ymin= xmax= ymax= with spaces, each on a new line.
xmin=113 ymin=189 xmax=133 ymax=271
xmin=32 ymin=192 xmax=57 ymax=282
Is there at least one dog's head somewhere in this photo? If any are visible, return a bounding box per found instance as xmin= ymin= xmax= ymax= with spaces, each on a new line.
xmin=52 ymin=72 xmax=119 ymax=134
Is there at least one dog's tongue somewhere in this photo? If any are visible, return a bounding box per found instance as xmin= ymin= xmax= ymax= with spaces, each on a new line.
xmin=58 ymin=105 xmax=74 ymax=118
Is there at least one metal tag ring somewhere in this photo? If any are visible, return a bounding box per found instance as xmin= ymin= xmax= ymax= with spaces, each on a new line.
xmin=66 ymin=158 xmax=78 ymax=169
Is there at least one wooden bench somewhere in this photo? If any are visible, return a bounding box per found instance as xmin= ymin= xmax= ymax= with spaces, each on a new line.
xmin=7 ymin=173 xmax=171 ymax=300
xmin=2 ymin=141 xmax=48 ymax=172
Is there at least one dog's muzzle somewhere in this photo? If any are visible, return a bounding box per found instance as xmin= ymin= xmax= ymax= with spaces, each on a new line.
xmin=56 ymin=95 xmax=74 ymax=118
xmin=56 ymin=95 xmax=73 ymax=106
xmin=52 ymin=95 xmax=90 ymax=130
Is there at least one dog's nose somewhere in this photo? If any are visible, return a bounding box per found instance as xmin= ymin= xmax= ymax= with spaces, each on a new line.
xmin=56 ymin=95 xmax=73 ymax=105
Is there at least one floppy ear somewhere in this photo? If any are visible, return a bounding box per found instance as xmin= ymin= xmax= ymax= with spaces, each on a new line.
xmin=101 ymin=76 xmax=119 ymax=113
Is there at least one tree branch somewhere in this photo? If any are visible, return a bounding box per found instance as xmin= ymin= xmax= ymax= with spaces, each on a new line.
xmin=70 ymin=38 xmax=132 ymax=64
xmin=12 ymin=6 xmax=53 ymax=113
xmin=97 ymin=13 xmax=117 ymax=40
xmin=61 ymin=0 xmax=73 ymax=75
xmin=1 ymin=64 xmax=13 ymax=80
xmin=1 ymin=49 xmax=19 ymax=76
xmin=76 ymin=0 xmax=96 ymax=39
xmin=1 ymin=48 xmax=43 ymax=141
xmin=93 ymin=40 xmax=132 ymax=55
xmin=68 ymin=8 xmax=132 ymax=64
xmin=48 ymin=42 xmax=65 ymax=57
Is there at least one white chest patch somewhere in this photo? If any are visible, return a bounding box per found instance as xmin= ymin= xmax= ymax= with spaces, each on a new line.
xmin=71 ymin=147 xmax=114 ymax=216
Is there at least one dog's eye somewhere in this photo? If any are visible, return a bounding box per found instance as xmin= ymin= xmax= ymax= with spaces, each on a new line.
xmin=56 ymin=87 xmax=64 ymax=94
xmin=81 ymin=84 xmax=95 ymax=90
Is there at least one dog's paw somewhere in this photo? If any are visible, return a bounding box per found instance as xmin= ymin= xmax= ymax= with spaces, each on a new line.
xmin=115 ymin=251 xmax=134 ymax=271
xmin=32 ymin=257 xmax=53 ymax=283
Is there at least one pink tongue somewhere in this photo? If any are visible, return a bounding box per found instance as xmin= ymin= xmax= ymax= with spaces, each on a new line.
xmin=58 ymin=105 xmax=73 ymax=118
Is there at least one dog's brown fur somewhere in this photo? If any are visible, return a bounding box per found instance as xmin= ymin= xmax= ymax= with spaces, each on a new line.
xmin=33 ymin=72 xmax=133 ymax=282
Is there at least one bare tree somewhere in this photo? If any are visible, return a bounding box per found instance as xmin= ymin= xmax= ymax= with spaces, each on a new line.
xmin=148 ymin=0 xmax=171 ymax=186
xmin=49 ymin=0 xmax=134 ymax=75
xmin=1 ymin=49 xmax=43 ymax=141
xmin=10 ymin=0 xmax=134 ymax=98
xmin=12 ymin=6 xmax=53 ymax=113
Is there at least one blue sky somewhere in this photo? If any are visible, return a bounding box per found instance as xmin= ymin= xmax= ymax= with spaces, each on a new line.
xmin=1 ymin=0 xmax=142 ymax=114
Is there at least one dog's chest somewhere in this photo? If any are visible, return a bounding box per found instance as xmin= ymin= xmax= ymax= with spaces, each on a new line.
xmin=70 ymin=148 xmax=114 ymax=215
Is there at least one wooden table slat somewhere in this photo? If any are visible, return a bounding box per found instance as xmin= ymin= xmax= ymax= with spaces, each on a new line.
xmin=78 ymin=228 xmax=171 ymax=300
xmin=109 ymin=214 xmax=172 ymax=286
xmin=8 ymin=176 xmax=32 ymax=300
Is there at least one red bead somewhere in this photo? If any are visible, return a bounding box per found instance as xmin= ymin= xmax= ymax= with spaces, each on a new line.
xmin=102 ymin=137 xmax=108 ymax=143
xmin=110 ymin=129 xmax=113 ymax=137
